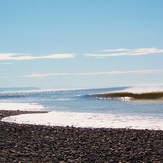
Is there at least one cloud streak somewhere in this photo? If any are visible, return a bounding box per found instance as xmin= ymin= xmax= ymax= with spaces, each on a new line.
xmin=0 ymin=76 xmax=9 ymax=79
xmin=1 ymin=48 xmax=162 ymax=60
xmin=86 ymin=48 xmax=163 ymax=57
xmin=0 ymin=62 xmax=13 ymax=65
xmin=0 ymin=53 xmax=75 ymax=61
xmin=26 ymin=73 xmax=70 ymax=78
xmin=24 ymin=69 xmax=163 ymax=78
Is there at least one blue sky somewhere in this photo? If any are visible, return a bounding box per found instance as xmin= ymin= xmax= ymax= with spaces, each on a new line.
xmin=0 ymin=0 xmax=163 ymax=88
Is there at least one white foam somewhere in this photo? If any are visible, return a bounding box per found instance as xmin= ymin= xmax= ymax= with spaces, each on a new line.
xmin=0 ymin=102 xmax=44 ymax=111
xmin=123 ymin=86 xmax=163 ymax=93
xmin=2 ymin=111 xmax=163 ymax=130
xmin=0 ymin=87 xmax=98 ymax=95
xmin=97 ymin=97 xmax=132 ymax=101
xmin=119 ymin=97 xmax=131 ymax=101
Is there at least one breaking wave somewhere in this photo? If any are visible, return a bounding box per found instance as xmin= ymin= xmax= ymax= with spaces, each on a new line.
xmin=89 ymin=86 xmax=163 ymax=101
xmin=0 ymin=87 xmax=127 ymax=99
xmin=90 ymin=91 xmax=163 ymax=101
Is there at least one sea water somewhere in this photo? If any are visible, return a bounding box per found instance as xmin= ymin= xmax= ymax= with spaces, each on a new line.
xmin=1 ymin=86 xmax=163 ymax=130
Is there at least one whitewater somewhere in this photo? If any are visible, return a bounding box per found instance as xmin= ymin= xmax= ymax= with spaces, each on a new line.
xmin=1 ymin=86 xmax=163 ymax=130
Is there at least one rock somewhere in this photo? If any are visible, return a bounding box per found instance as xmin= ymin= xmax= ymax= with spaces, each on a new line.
xmin=131 ymin=137 xmax=137 ymax=141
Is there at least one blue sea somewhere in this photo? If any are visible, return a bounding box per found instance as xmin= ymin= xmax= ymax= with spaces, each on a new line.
xmin=1 ymin=86 xmax=163 ymax=130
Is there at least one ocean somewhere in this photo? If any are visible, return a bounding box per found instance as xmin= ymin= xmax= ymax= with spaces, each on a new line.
xmin=1 ymin=86 xmax=163 ymax=130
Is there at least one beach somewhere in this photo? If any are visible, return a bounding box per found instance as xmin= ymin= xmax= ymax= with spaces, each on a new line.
xmin=1 ymin=0 xmax=163 ymax=162
xmin=0 ymin=110 xmax=163 ymax=162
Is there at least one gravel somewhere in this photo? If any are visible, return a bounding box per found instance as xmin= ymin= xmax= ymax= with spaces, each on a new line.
xmin=0 ymin=110 xmax=163 ymax=162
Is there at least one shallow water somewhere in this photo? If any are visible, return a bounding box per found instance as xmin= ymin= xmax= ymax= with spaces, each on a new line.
xmin=1 ymin=86 xmax=163 ymax=129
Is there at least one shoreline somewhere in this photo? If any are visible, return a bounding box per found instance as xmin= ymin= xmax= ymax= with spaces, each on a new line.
xmin=0 ymin=110 xmax=163 ymax=162
xmin=0 ymin=110 xmax=48 ymax=120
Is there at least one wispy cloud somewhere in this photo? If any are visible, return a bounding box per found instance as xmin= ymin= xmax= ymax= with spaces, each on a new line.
xmin=25 ymin=73 xmax=70 ymax=78
xmin=86 ymin=48 xmax=163 ymax=57
xmin=0 ymin=76 xmax=9 ymax=79
xmin=0 ymin=62 xmax=13 ymax=65
xmin=24 ymin=69 xmax=163 ymax=78
xmin=0 ymin=53 xmax=75 ymax=61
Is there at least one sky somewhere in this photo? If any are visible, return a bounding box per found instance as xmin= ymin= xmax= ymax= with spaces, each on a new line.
xmin=0 ymin=0 xmax=163 ymax=89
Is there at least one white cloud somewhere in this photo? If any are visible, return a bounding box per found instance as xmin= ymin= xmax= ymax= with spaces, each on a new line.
xmin=0 ymin=53 xmax=75 ymax=61
xmin=86 ymin=48 xmax=163 ymax=57
xmin=25 ymin=69 xmax=162 ymax=78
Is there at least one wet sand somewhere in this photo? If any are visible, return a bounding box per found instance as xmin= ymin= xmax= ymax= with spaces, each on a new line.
xmin=0 ymin=110 xmax=163 ymax=162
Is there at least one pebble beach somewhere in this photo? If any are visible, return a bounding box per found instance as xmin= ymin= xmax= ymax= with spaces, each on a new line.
xmin=0 ymin=110 xmax=163 ymax=162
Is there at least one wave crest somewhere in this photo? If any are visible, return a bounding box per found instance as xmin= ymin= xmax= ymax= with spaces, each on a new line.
xmin=90 ymin=91 xmax=163 ymax=101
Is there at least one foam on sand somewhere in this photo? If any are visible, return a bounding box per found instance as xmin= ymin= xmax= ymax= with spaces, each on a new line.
xmin=2 ymin=111 xmax=163 ymax=130
xmin=0 ymin=102 xmax=44 ymax=111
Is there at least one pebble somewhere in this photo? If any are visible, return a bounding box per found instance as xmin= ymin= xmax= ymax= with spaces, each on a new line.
xmin=0 ymin=110 xmax=163 ymax=162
